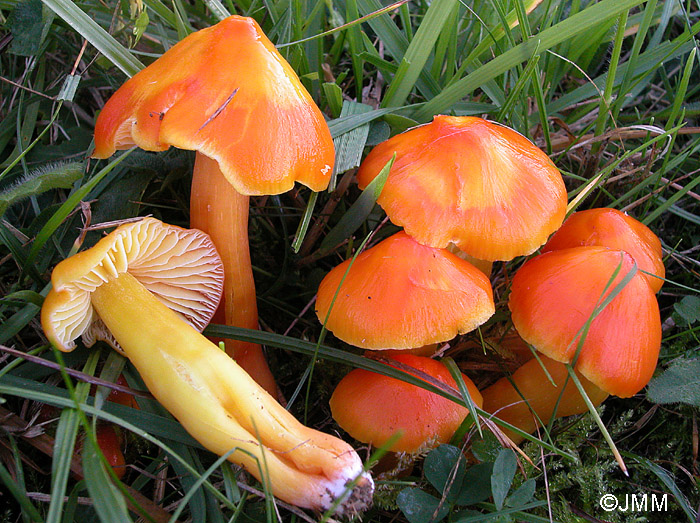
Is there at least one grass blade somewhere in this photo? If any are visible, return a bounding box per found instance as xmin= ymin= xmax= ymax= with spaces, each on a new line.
xmin=317 ymin=155 xmax=393 ymax=254
xmin=381 ymin=0 xmax=457 ymax=108
xmin=414 ymin=0 xmax=647 ymax=121
xmin=81 ymin=437 xmax=131 ymax=522
xmin=42 ymin=0 xmax=144 ymax=77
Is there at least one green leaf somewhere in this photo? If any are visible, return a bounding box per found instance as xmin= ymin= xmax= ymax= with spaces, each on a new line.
xmin=7 ymin=0 xmax=44 ymax=56
xmin=632 ymin=455 xmax=697 ymax=522
xmin=505 ymin=478 xmax=536 ymax=508
xmin=322 ymin=82 xmax=344 ymax=118
xmin=317 ymin=154 xmax=394 ymax=254
xmin=0 ymin=290 xmax=44 ymax=307
xmin=81 ymin=437 xmax=132 ymax=522
xmin=332 ymin=101 xmax=374 ymax=185
xmin=455 ymin=462 xmax=494 ymax=506
xmin=0 ymin=460 xmax=43 ymax=522
xmin=397 ymin=487 xmax=450 ymax=523
xmin=0 ymin=161 xmax=84 ymax=217
xmin=47 ymin=408 xmax=81 ymax=523
xmin=491 ymin=449 xmax=517 ymax=511
xmin=424 ymin=444 xmax=467 ymax=503
xmin=647 ymin=358 xmax=700 ymax=407
xmin=674 ymin=295 xmax=700 ymax=324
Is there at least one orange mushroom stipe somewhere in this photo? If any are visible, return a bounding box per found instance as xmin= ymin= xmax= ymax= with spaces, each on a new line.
xmin=542 ymin=207 xmax=665 ymax=293
xmin=315 ymin=231 xmax=495 ymax=350
xmin=481 ymin=355 xmax=609 ymax=444
xmin=330 ymin=354 xmax=482 ymax=453
xmin=509 ymin=246 xmax=662 ymax=398
xmin=93 ymin=15 xmax=335 ymax=395
xmin=356 ymin=116 xmax=567 ymax=261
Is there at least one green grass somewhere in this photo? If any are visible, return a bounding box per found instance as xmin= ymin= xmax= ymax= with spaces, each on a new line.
xmin=1 ymin=0 xmax=699 ymax=522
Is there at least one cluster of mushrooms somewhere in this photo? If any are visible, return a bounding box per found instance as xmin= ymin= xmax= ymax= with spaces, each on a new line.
xmin=315 ymin=114 xmax=664 ymax=465
xmin=40 ymin=14 xmax=664 ymax=517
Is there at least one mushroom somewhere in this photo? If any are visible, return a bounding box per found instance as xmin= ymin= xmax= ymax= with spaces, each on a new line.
xmin=508 ymin=246 xmax=662 ymax=398
xmin=355 ymin=116 xmax=567 ymax=261
xmin=315 ymin=232 xmax=491 ymax=458
xmin=481 ymin=354 xmax=609 ymax=444
xmin=41 ymin=218 xmax=373 ymax=514
xmin=542 ymin=207 xmax=665 ymax=293
xmin=92 ymin=15 xmax=335 ymax=395
xmin=330 ymin=353 xmax=482 ymax=453
xmin=315 ymin=231 xmax=495 ymax=350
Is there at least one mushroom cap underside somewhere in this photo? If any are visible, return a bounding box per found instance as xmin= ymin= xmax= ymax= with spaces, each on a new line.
xmin=41 ymin=218 xmax=223 ymax=352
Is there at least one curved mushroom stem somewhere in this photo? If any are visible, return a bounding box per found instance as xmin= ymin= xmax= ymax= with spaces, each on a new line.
xmin=481 ymin=356 xmax=609 ymax=444
xmin=190 ymin=153 xmax=279 ymax=398
xmin=90 ymin=271 xmax=373 ymax=514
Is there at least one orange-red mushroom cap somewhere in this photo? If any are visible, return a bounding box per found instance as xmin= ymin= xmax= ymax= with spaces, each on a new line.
xmin=315 ymin=232 xmax=495 ymax=350
xmin=508 ymin=246 xmax=661 ymax=398
xmin=356 ymin=116 xmax=567 ymax=261
xmin=93 ymin=16 xmax=334 ymax=196
xmin=481 ymin=354 xmax=609 ymax=443
xmin=542 ymin=207 xmax=665 ymax=293
xmin=330 ymin=354 xmax=482 ymax=453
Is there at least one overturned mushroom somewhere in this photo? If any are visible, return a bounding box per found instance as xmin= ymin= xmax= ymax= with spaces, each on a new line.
xmin=41 ymin=218 xmax=373 ymax=515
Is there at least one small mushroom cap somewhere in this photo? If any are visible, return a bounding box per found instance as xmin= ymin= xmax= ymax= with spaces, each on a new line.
xmin=542 ymin=207 xmax=665 ymax=293
xmin=93 ymin=16 xmax=333 ymax=196
xmin=315 ymin=231 xmax=495 ymax=350
xmin=41 ymin=218 xmax=223 ymax=352
xmin=482 ymin=354 xmax=609 ymax=443
xmin=330 ymin=354 xmax=482 ymax=453
xmin=356 ymin=116 xmax=567 ymax=261
xmin=508 ymin=246 xmax=661 ymax=398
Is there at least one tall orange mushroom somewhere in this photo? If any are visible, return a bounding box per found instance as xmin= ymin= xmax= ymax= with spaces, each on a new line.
xmin=356 ymin=116 xmax=567 ymax=261
xmin=93 ymin=16 xmax=335 ymax=395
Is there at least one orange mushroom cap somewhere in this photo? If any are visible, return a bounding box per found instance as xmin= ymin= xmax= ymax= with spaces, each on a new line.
xmin=482 ymin=355 xmax=609 ymax=444
xmin=330 ymin=354 xmax=482 ymax=453
xmin=93 ymin=15 xmax=334 ymax=196
xmin=508 ymin=246 xmax=661 ymax=398
xmin=356 ymin=116 xmax=567 ymax=261
xmin=315 ymin=231 xmax=495 ymax=350
xmin=542 ymin=207 xmax=665 ymax=293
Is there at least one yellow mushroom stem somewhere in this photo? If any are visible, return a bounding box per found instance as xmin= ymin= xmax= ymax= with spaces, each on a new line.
xmin=90 ymin=270 xmax=372 ymax=514
xmin=481 ymin=356 xmax=609 ymax=444
xmin=190 ymin=153 xmax=279 ymax=398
